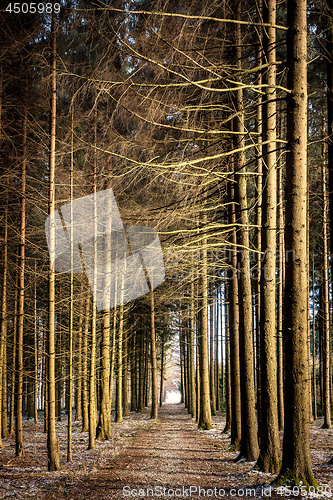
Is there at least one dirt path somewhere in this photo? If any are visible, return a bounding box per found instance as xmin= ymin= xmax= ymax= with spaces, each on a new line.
xmin=51 ymin=404 xmax=272 ymax=499
xmin=0 ymin=404 xmax=332 ymax=499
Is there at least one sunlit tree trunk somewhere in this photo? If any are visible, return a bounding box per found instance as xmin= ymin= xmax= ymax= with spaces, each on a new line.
xmin=234 ymin=0 xmax=258 ymax=462
xmin=209 ymin=293 xmax=216 ymax=416
xmin=214 ymin=290 xmax=219 ymax=412
xmin=82 ymin=292 xmax=90 ymax=432
xmin=277 ymin=158 xmax=285 ymax=430
xmin=320 ymin=162 xmax=331 ymax=429
xmin=0 ymin=183 xmax=8 ymax=446
xmin=16 ymin=89 xmax=28 ymax=459
xmin=97 ymin=307 xmax=111 ymax=439
xmin=109 ymin=305 xmax=117 ymax=413
xmin=327 ymin=0 xmax=333 ymax=313
xmin=47 ymin=11 xmax=60 ymax=470
xmin=88 ymin=114 xmax=98 ymax=449
xmin=227 ymin=174 xmax=241 ymax=449
xmin=131 ymin=331 xmax=137 ymax=411
xmin=276 ymin=0 xmax=315 ymax=485
xmin=257 ymin=0 xmax=281 ymax=473
xmin=67 ymin=112 xmax=75 ymax=462
xmin=75 ymin=283 xmax=84 ymax=422
xmin=123 ymin=327 xmax=129 ymax=417
xmin=115 ymin=301 xmax=124 ymax=423
xmin=150 ymin=289 xmax=158 ymax=419
xmin=9 ymin=255 xmax=18 ymax=438
xmin=159 ymin=330 xmax=164 ymax=407
xmin=254 ymin=34 xmax=262 ymax=445
xmin=195 ymin=315 xmax=200 ymax=424
xmin=223 ymin=287 xmax=231 ymax=433
xmin=180 ymin=317 xmax=185 ymax=405
xmin=197 ymin=224 xmax=212 ymax=430
xmin=88 ymin=297 xmax=97 ymax=448
xmin=311 ymin=258 xmax=317 ymax=421
xmin=0 ymin=66 xmax=4 ymax=447
xmin=33 ymin=260 xmax=38 ymax=425
xmin=137 ymin=328 xmax=145 ymax=412
xmin=189 ymin=267 xmax=196 ymax=418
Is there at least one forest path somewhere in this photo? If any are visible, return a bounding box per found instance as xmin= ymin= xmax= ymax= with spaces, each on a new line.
xmin=53 ymin=404 xmax=271 ymax=499
xmin=0 ymin=404 xmax=332 ymax=499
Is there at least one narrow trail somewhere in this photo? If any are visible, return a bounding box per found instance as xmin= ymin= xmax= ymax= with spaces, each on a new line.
xmin=57 ymin=404 xmax=271 ymax=500
xmin=0 ymin=404 xmax=332 ymax=499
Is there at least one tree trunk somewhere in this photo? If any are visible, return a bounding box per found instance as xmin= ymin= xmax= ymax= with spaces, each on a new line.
xmin=312 ymin=257 xmax=317 ymax=421
xmin=137 ymin=328 xmax=145 ymax=412
xmin=215 ymin=291 xmax=220 ymax=412
xmin=277 ymin=155 xmax=285 ymax=431
xmin=254 ymin=23 xmax=263 ymax=446
xmin=1 ymin=183 xmax=9 ymax=442
xmin=227 ymin=175 xmax=241 ymax=449
xmin=150 ymin=290 xmax=158 ymax=419
xmin=209 ymin=293 xmax=216 ymax=416
xmin=82 ymin=292 xmax=90 ymax=432
xmin=67 ymin=114 xmax=74 ymax=462
xmin=223 ymin=287 xmax=231 ymax=433
xmin=115 ymin=302 xmax=124 ymax=423
xmin=109 ymin=305 xmax=117 ymax=413
xmin=131 ymin=331 xmax=137 ymax=411
xmin=159 ymin=330 xmax=164 ymax=407
xmin=197 ymin=226 xmax=212 ymax=430
xmin=327 ymin=0 xmax=333 ymax=313
xmin=256 ymin=0 xmax=281 ymax=473
xmin=96 ymin=308 xmax=112 ymax=439
xmin=47 ymin=11 xmax=60 ymax=470
xmin=9 ymin=255 xmax=19 ymax=437
xmin=33 ymin=260 xmax=38 ymax=425
xmin=189 ymin=267 xmax=196 ymax=418
xmin=16 ymin=89 xmax=28 ymax=459
xmin=276 ymin=0 xmax=316 ymax=485
xmin=233 ymin=0 xmax=258 ymax=462
xmin=320 ymin=162 xmax=331 ymax=429
xmin=123 ymin=328 xmax=129 ymax=417
xmin=75 ymin=283 xmax=84 ymax=422
xmin=88 ymin=297 xmax=97 ymax=448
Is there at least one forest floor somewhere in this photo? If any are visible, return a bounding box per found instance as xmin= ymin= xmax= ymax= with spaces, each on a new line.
xmin=0 ymin=404 xmax=332 ymax=499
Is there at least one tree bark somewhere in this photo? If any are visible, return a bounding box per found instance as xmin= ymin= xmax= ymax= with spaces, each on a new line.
xmin=96 ymin=308 xmax=112 ymax=438
xmin=257 ymin=0 xmax=281 ymax=473
xmin=209 ymin=293 xmax=216 ymax=416
xmin=233 ymin=0 xmax=258 ymax=462
xmin=311 ymin=257 xmax=317 ymax=421
xmin=16 ymin=89 xmax=28 ymax=459
xmin=227 ymin=176 xmax=241 ymax=449
xmin=33 ymin=260 xmax=38 ymax=425
xmin=197 ymin=225 xmax=212 ymax=430
xmin=81 ymin=292 xmax=90 ymax=432
xmin=189 ymin=267 xmax=196 ymax=418
xmin=47 ymin=11 xmax=60 ymax=470
xmin=9 ymin=255 xmax=19 ymax=438
xmin=276 ymin=0 xmax=316 ymax=485
xmin=75 ymin=283 xmax=84 ymax=422
xmin=115 ymin=302 xmax=124 ymax=423
xmin=67 ymin=111 xmax=74 ymax=462
xmin=320 ymin=162 xmax=331 ymax=429
xmin=159 ymin=330 xmax=165 ymax=407
xmin=88 ymin=297 xmax=97 ymax=448
xmin=150 ymin=290 xmax=158 ymax=419
xmin=123 ymin=327 xmax=129 ymax=417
